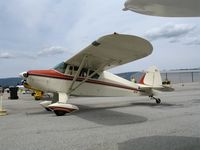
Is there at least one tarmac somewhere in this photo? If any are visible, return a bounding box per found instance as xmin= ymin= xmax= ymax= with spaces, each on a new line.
xmin=0 ymin=82 xmax=200 ymax=150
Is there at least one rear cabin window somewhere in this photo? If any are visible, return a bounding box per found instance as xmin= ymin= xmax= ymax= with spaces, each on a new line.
xmin=89 ymin=70 xmax=100 ymax=79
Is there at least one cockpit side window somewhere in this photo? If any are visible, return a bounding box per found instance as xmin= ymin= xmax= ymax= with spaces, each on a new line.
xmin=79 ymin=68 xmax=88 ymax=77
xmin=54 ymin=62 xmax=100 ymax=79
xmin=68 ymin=65 xmax=79 ymax=75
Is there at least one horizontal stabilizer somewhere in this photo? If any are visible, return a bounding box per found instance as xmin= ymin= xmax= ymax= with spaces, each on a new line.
xmin=138 ymin=66 xmax=174 ymax=92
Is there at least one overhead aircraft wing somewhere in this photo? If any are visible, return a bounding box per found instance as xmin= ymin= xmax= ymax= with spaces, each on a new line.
xmin=123 ymin=0 xmax=200 ymax=17
xmin=66 ymin=33 xmax=152 ymax=71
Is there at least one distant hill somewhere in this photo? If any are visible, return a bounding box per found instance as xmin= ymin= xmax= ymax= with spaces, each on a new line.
xmin=0 ymin=77 xmax=22 ymax=88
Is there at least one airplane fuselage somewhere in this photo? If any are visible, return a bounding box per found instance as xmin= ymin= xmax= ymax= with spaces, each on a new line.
xmin=26 ymin=69 xmax=142 ymax=97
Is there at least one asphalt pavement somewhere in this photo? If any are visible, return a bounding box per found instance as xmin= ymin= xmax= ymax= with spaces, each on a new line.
xmin=0 ymin=82 xmax=200 ymax=150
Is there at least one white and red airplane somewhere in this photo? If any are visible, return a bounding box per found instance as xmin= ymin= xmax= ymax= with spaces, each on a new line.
xmin=20 ymin=33 xmax=173 ymax=116
xmin=123 ymin=0 xmax=200 ymax=17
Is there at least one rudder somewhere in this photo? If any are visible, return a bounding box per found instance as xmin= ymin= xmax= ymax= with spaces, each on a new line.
xmin=139 ymin=66 xmax=162 ymax=87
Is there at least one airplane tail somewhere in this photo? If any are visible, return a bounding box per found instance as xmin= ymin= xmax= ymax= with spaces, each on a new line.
xmin=137 ymin=66 xmax=174 ymax=103
xmin=139 ymin=66 xmax=162 ymax=88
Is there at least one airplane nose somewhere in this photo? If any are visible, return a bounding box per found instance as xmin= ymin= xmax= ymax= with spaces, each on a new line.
xmin=19 ymin=71 xmax=29 ymax=79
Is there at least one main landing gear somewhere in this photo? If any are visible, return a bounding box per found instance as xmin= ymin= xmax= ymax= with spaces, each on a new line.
xmin=40 ymin=93 xmax=79 ymax=116
xmin=48 ymin=103 xmax=79 ymax=116
xmin=149 ymin=95 xmax=161 ymax=104
xmin=40 ymin=101 xmax=78 ymax=116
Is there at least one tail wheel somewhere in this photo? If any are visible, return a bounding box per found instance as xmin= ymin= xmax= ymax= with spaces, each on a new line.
xmin=156 ymin=98 xmax=161 ymax=104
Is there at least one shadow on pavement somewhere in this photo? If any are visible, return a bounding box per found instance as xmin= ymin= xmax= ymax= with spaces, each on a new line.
xmin=73 ymin=104 xmax=147 ymax=126
xmin=118 ymin=136 xmax=200 ymax=150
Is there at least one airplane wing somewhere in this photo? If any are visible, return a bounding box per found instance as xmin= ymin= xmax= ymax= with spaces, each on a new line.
xmin=123 ymin=0 xmax=200 ymax=17
xmin=66 ymin=33 xmax=152 ymax=71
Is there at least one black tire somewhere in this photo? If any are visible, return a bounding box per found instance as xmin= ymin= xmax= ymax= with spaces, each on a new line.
xmin=156 ymin=98 xmax=161 ymax=104
xmin=54 ymin=110 xmax=67 ymax=116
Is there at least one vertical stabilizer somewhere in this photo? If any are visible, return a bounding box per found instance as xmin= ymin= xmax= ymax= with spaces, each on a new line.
xmin=139 ymin=66 xmax=162 ymax=87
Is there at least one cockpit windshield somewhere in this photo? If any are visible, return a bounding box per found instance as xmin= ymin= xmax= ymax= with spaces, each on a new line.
xmin=53 ymin=62 xmax=67 ymax=73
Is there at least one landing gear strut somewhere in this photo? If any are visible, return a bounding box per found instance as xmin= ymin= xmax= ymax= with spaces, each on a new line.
xmin=149 ymin=95 xmax=161 ymax=104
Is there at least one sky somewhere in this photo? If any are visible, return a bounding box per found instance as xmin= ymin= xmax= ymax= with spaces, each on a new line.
xmin=0 ymin=0 xmax=200 ymax=78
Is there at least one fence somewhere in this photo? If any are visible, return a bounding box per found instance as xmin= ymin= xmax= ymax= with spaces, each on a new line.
xmin=161 ymin=70 xmax=200 ymax=84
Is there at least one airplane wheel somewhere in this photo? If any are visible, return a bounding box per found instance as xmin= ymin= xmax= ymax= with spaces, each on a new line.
xmin=54 ymin=110 xmax=67 ymax=116
xmin=156 ymin=98 xmax=161 ymax=104
xmin=45 ymin=108 xmax=51 ymax=111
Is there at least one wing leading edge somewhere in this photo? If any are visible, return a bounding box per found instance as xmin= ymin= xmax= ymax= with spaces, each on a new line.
xmin=123 ymin=0 xmax=200 ymax=17
xmin=66 ymin=33 xmax=153 ymax=71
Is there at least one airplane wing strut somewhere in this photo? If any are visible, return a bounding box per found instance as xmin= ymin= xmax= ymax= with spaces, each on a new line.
xmin=67 ymin=60 xmax=110 ymax=95
xmin=68 ymin=55 xmax=88 ymax=92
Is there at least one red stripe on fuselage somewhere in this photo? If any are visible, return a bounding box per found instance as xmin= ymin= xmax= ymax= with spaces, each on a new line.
xmin=27 ymin=69 xmax=139 ymax=91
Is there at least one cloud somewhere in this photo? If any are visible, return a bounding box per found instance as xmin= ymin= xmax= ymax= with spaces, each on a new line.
xmin=0 ymin=0 xmax=200 ymax=77
xmin=0 ymin=0 xmax=82 ymax=52
xmin=0 ymin=46 xmax=67 ymax=60
xmin=37 ymin=46 xmax=67 ymax=56
xmin=184 ymin=37 xmax=200 ymax=45
xmin=0 ymin=52 xmax=15 ymax=59
xmin=144 ymin=24 xmax=196 ymax=41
